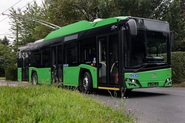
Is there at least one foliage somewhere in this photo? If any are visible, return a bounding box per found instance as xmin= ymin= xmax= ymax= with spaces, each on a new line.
xmin=171 ymin=52 xmax=185 ymax=83
xmin=8 ymin=0 xmax=185 ymax=51
xmin=5 ymin=65 xmax=17 ymax=81
xmin=0 ymin=68 xmax=5 ymax=77
xmin=9 ymin=2 xmax=48 ymax=46
xmin=0 ymin=43 xmax=17 ymax=80
xmin=164 ymin=0 xmax=185 ymax=51
xmin=0 ymin=85 xmax=133 ymax=123
xmin=0 ymin=36 xmax=9 ymax=45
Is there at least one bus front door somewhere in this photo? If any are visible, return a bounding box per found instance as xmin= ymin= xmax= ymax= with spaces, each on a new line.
xmin=98 ymin=34 xmax=119 ymax=87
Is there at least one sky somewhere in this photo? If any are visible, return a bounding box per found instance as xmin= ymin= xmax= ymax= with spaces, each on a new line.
xmin=0 ymin=0 xmax=43 ymax=40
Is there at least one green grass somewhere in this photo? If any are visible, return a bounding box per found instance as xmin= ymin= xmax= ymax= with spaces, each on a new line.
xmin=0 ymin=85 xmax=133 ymax=123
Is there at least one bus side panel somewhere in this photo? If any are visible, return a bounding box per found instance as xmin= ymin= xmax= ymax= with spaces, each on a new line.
xmin=63 ymin=65 xmax=97 ymax=88
xmin=79 ymin=64 xmax=97 ymax=88
xmin=125 ymin=68 xmax=172 ymax=89
xmin=63 ymin=67 xmax=80 ymax=86
xmin=29 ymin=67 xmax=51 ymax=84
xmin=17 ymin=68 xmax=22 ymax=82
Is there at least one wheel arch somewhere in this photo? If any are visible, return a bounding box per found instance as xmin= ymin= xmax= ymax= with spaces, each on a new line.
xmin=79 ymin=68 xmax=91 ymax=86
xmin=78 ymin=64 xmax=97 ymax=88
xmin=31 ymin=70 xmax=38 ymax=84
xmin=31 ymin=70 xmax=37 ymax=76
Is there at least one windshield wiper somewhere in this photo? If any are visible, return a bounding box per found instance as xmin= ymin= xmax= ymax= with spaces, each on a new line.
xmin=131 ymin=62 xmax=166 ymax=72
xmin=131 ymin=63 xmax=148 ymax=69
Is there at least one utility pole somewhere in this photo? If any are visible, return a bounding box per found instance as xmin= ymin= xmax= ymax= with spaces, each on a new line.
xmin=16 ymin=23 xmax=18 ymax=51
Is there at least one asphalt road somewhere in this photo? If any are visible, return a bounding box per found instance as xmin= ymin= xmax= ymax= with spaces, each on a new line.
xmin=89 ymin=88 xmax=185 ymax=123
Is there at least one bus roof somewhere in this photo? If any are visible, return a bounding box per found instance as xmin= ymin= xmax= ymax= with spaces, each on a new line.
xmin=44 ymin=16 xmax=130 ymax=41
xmin=19 ymin=16 xmax=170 ymax=52
xmin=18 ymin=39 xmax=44 ymax=51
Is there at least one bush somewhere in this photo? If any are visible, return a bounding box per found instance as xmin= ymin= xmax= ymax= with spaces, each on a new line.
xmin=5 ymin=66 xmax=17 ymax=81
xmin=0 ymin=68 xmax=5 ymax=77
xmin=171 ymin=52 xmax=185 ymax=83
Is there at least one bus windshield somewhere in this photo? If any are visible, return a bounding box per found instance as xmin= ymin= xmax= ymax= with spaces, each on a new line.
xmin=126 ymin=30 xmax=169 ymax=69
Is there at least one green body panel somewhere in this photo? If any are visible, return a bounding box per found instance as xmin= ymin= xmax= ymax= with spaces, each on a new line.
xmin=29 ymin=67 xmax=51 ymax=84
xmin=63 ymin=64 xmax=97 ymax=88
xmin=63 ymin=67 xmax=80 ymax=86
xmin=44 ymin=16 xmax=129 ymax=41
xmin=125 ymin=68 xmax=172 ymax=89
xmin=17 ymin=68 xmax=22 ymax=82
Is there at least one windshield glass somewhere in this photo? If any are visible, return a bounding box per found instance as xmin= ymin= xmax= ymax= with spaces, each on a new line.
xmin=125 ymin=30 xmax=168 ymax=68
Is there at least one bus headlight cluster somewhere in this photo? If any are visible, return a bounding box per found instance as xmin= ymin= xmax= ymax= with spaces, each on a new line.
xmin=125 ymin=78 xmax=142 ymax=88
xmin=164 ymin=78 xmax=172 ymax=86
xmin=166 ymin=78 xmax=172 ymax=82
xmin=125 ymin=79 xmax=137 ymax=83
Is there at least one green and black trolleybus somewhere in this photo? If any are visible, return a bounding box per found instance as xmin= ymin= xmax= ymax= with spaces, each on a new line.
xmin=18 ymin=16 xmax=173 ymax=93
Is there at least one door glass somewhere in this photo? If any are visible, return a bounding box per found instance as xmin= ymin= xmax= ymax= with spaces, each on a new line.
xmin=51 ymin=46 xmax=58 ymax=83
xmin=109 ymin=35 xmax=118 ymax=84
xmin=57 ymin=45 xmax=63 ymax=82
xmin=99 ymin=37 xmax=107 ymax=84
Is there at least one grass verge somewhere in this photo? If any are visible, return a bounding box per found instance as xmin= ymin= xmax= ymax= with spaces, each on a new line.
xmin=0 ymin=85 xmax=133 ymax=123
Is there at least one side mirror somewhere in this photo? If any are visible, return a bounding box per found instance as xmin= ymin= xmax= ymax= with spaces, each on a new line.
xmin=126 ymin=19 xmax=137 ymax=36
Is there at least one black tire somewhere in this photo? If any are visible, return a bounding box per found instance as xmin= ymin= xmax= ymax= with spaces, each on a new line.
xmin=79 ymin=72 xmax=92 ymax=93
xmin=32 ymin=72 xmax=38 ymax=85
xmin=126 ymin=89 xmax=133 ymax=93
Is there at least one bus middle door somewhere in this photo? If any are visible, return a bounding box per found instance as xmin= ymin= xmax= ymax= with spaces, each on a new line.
xmin=98 ymin=34 xmax=119 ymax=87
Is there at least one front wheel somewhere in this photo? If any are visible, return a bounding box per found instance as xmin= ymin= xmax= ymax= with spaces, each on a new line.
xmin=32 ymin=72 xmax=38 ymax=85
xmin=79 ymin=72 xmax=92 ymax=93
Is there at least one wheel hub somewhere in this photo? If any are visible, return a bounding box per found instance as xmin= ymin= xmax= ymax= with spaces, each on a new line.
xmin=83 ymin=76 xmax=88 ymax=90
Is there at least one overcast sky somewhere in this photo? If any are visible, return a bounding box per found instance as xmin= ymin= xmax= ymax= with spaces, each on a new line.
xmin=0 ymin=0 xmax=43 ymax=39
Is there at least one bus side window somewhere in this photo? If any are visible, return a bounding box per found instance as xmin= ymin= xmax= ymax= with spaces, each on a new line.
xmin=30 ymin=51 xmax=41 ymax=67
xmin=64 ymin=47 xmax=77 ymax=64
xmin=80 ymin=38 xmax=96 ymax=63
xmin=42 ymin=48 xmax=50 ymax=67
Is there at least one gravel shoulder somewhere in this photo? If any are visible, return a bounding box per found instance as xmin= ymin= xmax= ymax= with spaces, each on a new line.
xmin=0 ymin=80 xmax=29 ymax=86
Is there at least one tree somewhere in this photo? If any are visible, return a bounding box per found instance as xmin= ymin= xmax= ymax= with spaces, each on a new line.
xmin=9 ymin=0 xmax=185 ymax=52
xmin=0 ymin=42 xmax=17 ymax=79
xmin=10 ymin=1 xmax=50 ymax=46
xmin=163 ymin=0 xmax=185 ymax=51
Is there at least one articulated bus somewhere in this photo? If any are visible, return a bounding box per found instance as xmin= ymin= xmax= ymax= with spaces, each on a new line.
xmin=18 ymin=16 xmax=173 ymax=93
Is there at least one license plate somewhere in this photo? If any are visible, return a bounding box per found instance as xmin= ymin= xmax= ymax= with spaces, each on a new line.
xmin=148 ymin=82 xmax=158 ymax=87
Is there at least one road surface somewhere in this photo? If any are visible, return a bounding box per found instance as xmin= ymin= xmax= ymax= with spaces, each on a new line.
xmin=89 ymin=88 xmax=185 ymax=123
xmin=0 ymin=80 xmax=29 ymax=86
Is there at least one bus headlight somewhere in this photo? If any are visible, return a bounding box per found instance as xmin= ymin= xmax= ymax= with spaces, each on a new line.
xmin=125 ymin=78 xmax=142 ymax=88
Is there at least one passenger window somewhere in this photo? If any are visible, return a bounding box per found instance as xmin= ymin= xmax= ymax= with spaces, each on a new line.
xmin=80 ymin=38 xmax=96 ymax=63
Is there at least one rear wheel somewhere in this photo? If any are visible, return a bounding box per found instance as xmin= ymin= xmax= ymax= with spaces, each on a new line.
xmin=79 ymin=72 xmax=92 ymax=93
xmin=32 ymin=72 xmax=38 ymax=85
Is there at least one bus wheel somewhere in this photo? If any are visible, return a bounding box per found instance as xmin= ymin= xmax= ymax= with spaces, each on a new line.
xmin=126 ymin=89 xmax=133 ymax=93
xmin=80 ymin=72 xmax=92 ymax=93
xmin=32 ymin=72 xmax=38 ymax=85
